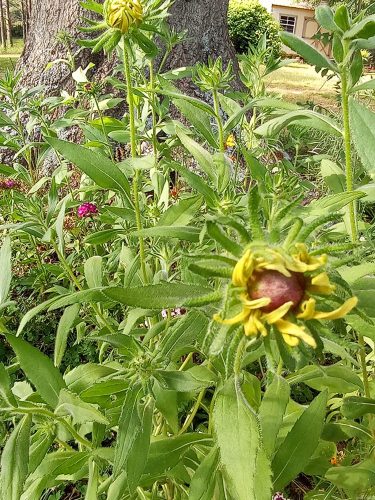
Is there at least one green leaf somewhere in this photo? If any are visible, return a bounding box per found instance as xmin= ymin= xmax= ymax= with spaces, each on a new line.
xmin=0 ymin=363 xmax=17 ymax=406
xmin=352 ymin=276 xmax=375 ymax=317
xmin=349 ymin=98 xmax=375 ymax=179
xmin=114 ymin=389 xmax=154 ymax=493
xmin=157 ymin=196 xmax=202 ymax=227
xmin=342 ymin=396 xmax=375 ymax=418
xmin=29 ymin=429 xmax=55 ymax=474
xmin=154 ymin=366 xmax=217 ymax=392
xmin=142 ymin=433 xmax=212 ymax=483
xmin=344 ymin=15 xmax=375 ymax=40
xmin=272 ymin=391 xmax=328 ymax=491
xmin=206 ymin=221 xmax=242 ymax=258
xmin=213 ymin=379 xmax=272 ymax=500
xmin=303 ymin=191 xmax=365 ymax=216
xmin=158 ymin=311 xmax=209 ymax=360
xmin=322 ymin=419 xmax=373 ymax=442
xmin=315 ymin=5 xmax=339 ymax=32
xmin=326 ymin=459 xmax=375 ymax=493
xmin=189 ymin=447 xmax=220 ymax=500
xmin=287 ymin=364 xmax=363 ymax=393
xmin=259 ymin=375 xmax=290 ymax=457
xmin=320 ymin=159 xmax=345 ymax=193
xmin=46 ymin=137 xmax=132 ymax=206
xmin=303 ymin=440 xmax=336 ymax=477
xmin=54 ymin=303 xmax=80 ymax=367
xmin=132 ymin=30 xmax=158 ymax=57
xmin=84 ymin=229 xmax=124 ymax=245
xmin=176 ymin=127 xmax=217 ymax=182
xmin=55 ymin=388 xmax=109 ymax=425
xmin=84 ymin=256 xmax=103 ymax=289
xmin=173 ymin=98 xmax=218 ymax=148
xmin=255 ymin=109 xmax=342 ymax=137
xmin=0 ymin=415 xmax=31 ymax=500
xmin=64 ymin=363 xmax=116 ymax=394
xmin=0 ymin=237 xmax=11 ymax=305
xmin=280 ymin=32 xmax=337 ymax=72
xmin=132 ymin=225 xmax=201 ymax=242
xmin=334 ymin=5 xmax=350 ymax=31
xmin=103 ymin=283 xmax=219 ymax=309
xmin=351 ymin=78 xmax=375 ymax=93
xmin=5 ymin=334 xmax=66 ymax=408
xmin=171 ymin=162 xmax=219 ymax=208
xmin=23 ymin=451 xmax=89 ymax=498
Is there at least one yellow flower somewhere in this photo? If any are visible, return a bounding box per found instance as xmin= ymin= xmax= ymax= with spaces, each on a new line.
xmin=214 ymin=243 xmax=358 ymax=348
xmin=225 ymin=134 xmax=236 ymax=149
xmin=104 ymin=0 xmax=143 ymax=33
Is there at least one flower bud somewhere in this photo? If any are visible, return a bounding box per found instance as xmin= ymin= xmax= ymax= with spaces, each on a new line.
xmin=104 ymin=0 xmax=143 ymax=34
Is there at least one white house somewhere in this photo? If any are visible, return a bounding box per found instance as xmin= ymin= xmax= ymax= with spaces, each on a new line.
xmin=260 ymin=0 xmax=331 ymax=56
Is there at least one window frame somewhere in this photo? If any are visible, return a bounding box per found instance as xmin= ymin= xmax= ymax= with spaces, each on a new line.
xmin=279 ymin=14 xmax=297 ymax=34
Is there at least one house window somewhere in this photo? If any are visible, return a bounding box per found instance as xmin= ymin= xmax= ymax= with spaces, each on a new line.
xmin=280 ymin=15 xmax=297 ymax=34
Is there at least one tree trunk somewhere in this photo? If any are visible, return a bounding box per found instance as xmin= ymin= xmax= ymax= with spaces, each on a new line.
xmin=4 ymin=0 xmax=12 ymax=46
xmin=0 ymin=0 xmax=6 ymax=50
xmin=22 ymin=0 xmax=32 ymax=40
xmin=17 ymin=0 xmax=238 ymax=93
xmin=166 ymin=0 xmax=236 ymax=70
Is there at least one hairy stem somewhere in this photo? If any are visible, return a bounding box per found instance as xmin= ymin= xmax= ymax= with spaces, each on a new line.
xmin=123 ymin=36 xmax=147 ymax=283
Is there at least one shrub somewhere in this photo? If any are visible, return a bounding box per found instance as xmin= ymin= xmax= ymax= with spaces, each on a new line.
xmin=228 ymin=0 xmax=281 ymax=57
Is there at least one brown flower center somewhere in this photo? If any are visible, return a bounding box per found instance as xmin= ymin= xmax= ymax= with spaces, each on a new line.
xmin=248 ymin=270 xmax=305 ymax=312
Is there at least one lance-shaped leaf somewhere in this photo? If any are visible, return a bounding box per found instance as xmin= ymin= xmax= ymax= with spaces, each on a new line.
xmin=1 ymin=415 xmax=31 ymax=500
xmin=6 ymin=334 xmax=66 ymax=408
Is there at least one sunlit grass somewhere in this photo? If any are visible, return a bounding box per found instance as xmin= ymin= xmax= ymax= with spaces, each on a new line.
xmin=0 ymin=38 xmax=23 ymax=75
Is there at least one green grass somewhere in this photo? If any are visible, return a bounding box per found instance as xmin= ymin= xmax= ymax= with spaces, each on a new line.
xmin=265 ymin=63 xmax=339 ymax=108
xmin=0 ymin=38 xmax=23 ymax=75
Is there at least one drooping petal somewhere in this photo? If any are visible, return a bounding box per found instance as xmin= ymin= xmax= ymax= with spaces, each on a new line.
xmin=213 ymin=309 xmax=250 ymax=326
xmin=232 ymin=249 xmax=253 ymax=287
xmin=275 ymin=319 xmax=317 ymax=347
xmin=297 ymin=298 xmax=317 ymax=320
xmin=241 ymin=295 xmax=271 ymax=309
xmin=309 ymin=272 xmax=335 ymax=295
xmin=263 ymin=301 xmax=294 ymax=324
xmin=281 ymin=332 xmax=300 ymax=346
xmin=313 ymin=296 xmax=358 ymax=320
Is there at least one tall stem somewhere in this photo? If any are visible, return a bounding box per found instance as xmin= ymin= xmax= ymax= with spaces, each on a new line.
xmin=341 ymin=68 xmax=358 ymax=243
xmin=123 ymin=37 xmax=147 ymax=283
xmin=212 ymin=88 xmax=225 ymax=153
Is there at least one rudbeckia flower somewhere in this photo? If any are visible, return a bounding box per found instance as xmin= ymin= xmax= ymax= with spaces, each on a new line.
xmin=214 ymin=243 xmax=358 ymax=348
xmin=104 ymin=0 xmax=143 ymax=34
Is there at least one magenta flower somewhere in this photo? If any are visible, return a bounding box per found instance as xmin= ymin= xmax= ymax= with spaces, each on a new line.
xmin=273 ymin=494 xmax=288 ymax=500
xmin=77 ymin=202 xmax=98 ymax=218
xmin=1 ymin=179 xmax=17 ymax=189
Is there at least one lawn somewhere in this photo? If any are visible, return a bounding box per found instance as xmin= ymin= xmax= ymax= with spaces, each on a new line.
xmin=265 ymin=62 xmax=339 ymax=108
xmin=0 ymin=37 xmax=23 ymax=75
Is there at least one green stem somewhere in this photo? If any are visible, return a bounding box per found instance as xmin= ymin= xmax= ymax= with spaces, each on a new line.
xmin=341 ymin=67 xmax=358 ymax=243
xmin=212 ymin=88 xmax=225 ymax=153
xmin=123 ymin=36 xmax=147 ymax=283
xmin=149 ymin=59 xmax=159 ymax=169
xmin=52 ymin=242 xmax=115 ymax=333
xmin=234 ymin=335 xmax=248 ymax=376
xmin=358 ymin=333 xmax=371 ymax=398
xmin=178 ymin=388 xmax=205 ymax=435
xmin=92 ymin=94 xmax=114 ymax=161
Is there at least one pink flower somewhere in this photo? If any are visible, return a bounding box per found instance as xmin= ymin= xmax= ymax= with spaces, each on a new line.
xmin=1 ymin=179 xmax=17 ymax=189
xmin=273 ymin=494 xmax=288 ymax=500
xmin=77 ymin=202 xmax=98 ymax=218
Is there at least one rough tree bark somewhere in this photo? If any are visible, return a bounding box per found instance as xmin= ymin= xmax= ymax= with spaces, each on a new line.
xmin=4 ymin=0 xmax=12 ymax=46
xmin=17 ymin=0 xmax=238 ymax=93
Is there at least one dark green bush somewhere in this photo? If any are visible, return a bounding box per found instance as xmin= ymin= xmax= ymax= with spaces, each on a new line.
xmin=228 ymin=0 xmax=281 ymax=56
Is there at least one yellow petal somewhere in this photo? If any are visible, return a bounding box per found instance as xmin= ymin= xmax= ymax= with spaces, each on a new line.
xmin=297 ymin=298 xmax=317 ymax=320
xmin=281 ymin=333 xmax=300 ymax=346
xmin=313 ymin=296 xmax=358 ymax=320
xmin=232 ymin=250 xmax=253 ymax=287
xmin=309 ymin=272 xmax=335 ymax=295
xmin=275 ymin=319 xmax=317 ymax=348
xmin=241 ymin=295 xmax=271 ymax=309
xmin=262 ymin=301 xmax=294 ymax=324
xmin=213 ymin=309 xmax=250 ymax=325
